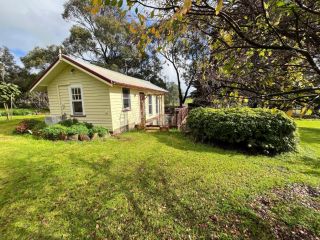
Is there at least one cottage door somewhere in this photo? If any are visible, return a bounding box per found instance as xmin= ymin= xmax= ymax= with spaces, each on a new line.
xmin=139 ymin=92 xmax=146 ymax=128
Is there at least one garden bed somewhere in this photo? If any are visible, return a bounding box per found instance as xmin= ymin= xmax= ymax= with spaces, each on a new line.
xmin=15 ymin=118 xmax=109 ymax=141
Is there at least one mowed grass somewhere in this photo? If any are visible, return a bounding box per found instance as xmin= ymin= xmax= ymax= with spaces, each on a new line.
xmin=0 ymin=117 xmax=319 ymax=239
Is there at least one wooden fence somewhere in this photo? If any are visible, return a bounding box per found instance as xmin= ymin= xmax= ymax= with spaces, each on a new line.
xmin=165 ymin=106 xmax=189 ymax=129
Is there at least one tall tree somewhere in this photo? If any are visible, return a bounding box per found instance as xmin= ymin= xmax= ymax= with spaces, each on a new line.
xmin=22 ymin=0 xmax=167 ymax=89
xmin=126 ymin=0 xmax=320 ymax=78
xmin=62 ymin=0 xmax=166 ymax=88
xmin=155 ymin=28 xmax=208 ymax=106
xmin=21 ymin=45 xmax=60 ymax=72
xmin=0 ymin=47 xmax=32 ymax=92
xmin=0 ymin=47 xmax=19 ymax=83
xmin=121 ymin=0 xmax=320 ymax=110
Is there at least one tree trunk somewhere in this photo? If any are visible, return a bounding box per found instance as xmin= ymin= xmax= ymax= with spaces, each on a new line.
xmin=3 ymin=103 xmax=9 ymax=121
xmin=172 ymin=63 xmax=183 ymax=107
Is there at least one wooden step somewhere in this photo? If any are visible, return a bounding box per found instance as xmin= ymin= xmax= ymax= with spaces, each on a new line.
xmin=145 ymin=125 xmax=161 ymax=133
xmin=145 ymin=125 xmax=169 ymax=133
xmin=145 ymin=129 xmax=160 ymax=133
xmin=145 ymin=126 xmax=161 ymax=130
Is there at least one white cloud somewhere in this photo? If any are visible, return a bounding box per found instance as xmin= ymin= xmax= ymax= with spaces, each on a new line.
xmin=0 ymin=0 xmax=71 ymax=52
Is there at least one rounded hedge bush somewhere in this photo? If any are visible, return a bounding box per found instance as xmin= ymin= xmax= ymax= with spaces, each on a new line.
xmin=187 ymin=107 xmax=298 ymax=154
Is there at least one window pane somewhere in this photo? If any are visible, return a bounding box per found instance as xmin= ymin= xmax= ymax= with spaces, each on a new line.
xmin=71 ymin=87 xmax=84 ymax=115
xmin=72 ymin=88 xmax=82 ymax=100
xmin=73 ymin=102 xmax=83 ymax=114
xmin=148 ymin=95 xmax=153 ymax=114
xmin=156 ymin=97 xmax=159 ymax=113
xmin=123 ymin=99 xmax=130 ymax=109
xmin=122 ymin=88 xmax=130 ymax=96
xmin=122 ymin=88 xmax=131 ymax=109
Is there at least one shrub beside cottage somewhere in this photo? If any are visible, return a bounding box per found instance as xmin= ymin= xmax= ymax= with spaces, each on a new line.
xmin=187 ymin=107 xmax=298 ymax=155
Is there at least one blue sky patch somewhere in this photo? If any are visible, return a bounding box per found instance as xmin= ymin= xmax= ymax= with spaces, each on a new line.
xmin=10 ymin=48 xmax=26 ymax=58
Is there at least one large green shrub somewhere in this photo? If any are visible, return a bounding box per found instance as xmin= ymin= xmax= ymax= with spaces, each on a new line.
xmin=187 ymin=107 xmax=298 ymax=154
xmin=42 ymin=124 xmax=67 ymax=140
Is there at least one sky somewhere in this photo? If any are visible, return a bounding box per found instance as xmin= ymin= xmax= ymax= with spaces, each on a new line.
xmin=0 ymin=0 xmax=71 ymax=61
xmin=0 ymin=0 xmax=180 ymax=88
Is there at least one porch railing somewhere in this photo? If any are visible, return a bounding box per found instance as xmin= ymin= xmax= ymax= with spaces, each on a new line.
xmin=165 ymin=106 xmax=189 ymax=129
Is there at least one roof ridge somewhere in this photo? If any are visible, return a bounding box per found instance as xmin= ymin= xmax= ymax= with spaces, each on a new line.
xmin=62 ymin=54 xmax=157 ymax=85
xmin=30 ymin=54 xmax=167 ymax=93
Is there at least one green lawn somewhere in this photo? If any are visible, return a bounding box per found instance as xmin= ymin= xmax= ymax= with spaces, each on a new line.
xmin=0 ymin=117 xmax=319 ymax=239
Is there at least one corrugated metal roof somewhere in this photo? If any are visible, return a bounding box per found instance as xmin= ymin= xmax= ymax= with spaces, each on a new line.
xmin=63 ymin=55 xmax=167 ymax=93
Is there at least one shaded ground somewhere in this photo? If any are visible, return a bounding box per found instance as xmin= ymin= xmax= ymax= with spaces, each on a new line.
xmin=0 ymin=117 xmax=319 ymax=239
xmin=252 ymin=183 xmax=320 ymax=240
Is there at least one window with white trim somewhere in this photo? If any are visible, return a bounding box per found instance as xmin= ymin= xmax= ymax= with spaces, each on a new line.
xmin=148 ymin=95 xmax=153 ymax=115
xmin=70 ymin=87 xmax=84 ymax=115
xmin=156 ymin=96 xmax=159 ymax=114
xmin=122 ymin=88 xmax=131 ymax=110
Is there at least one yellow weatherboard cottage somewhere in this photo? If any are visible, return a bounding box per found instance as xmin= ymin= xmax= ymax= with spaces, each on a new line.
xmin=30 ymin=54 xmax=167 ymax=134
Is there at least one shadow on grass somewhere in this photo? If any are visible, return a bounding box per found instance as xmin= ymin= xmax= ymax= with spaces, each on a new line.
xmin=152 ymin=131 xmax=244 ymax=157
xmin=302 ymin=170 xmax=320 ymax=178
xmin=290 ymin=127 xmax=320 ymax=173
xmin=0 ymin=119 xmax=21 ymax=136
xmin=0 ymin=157 xmax=63 ymax=239
xmin=301 ymin=156 xmax=320 ymax=169
xmin=299 ymin=127 xmax=320 ymax=144
xmin=76 ymin=157 xmax=274 ymax=239
xmin=73 ymin=157 xmax=210 ymax=238
xmin=0 ymin=152 xmax=275 ymax=239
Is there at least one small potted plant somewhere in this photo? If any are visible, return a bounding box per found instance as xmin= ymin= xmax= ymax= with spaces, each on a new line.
xmin=59 ymin=130 xmax=68 ymax=140
xmin=67 ymin=124 xmax=89 ymax=141
xmin=66 ymin=125 xmax=80 ymax=141
xmin=89 ymin=128 xmax=99 ymax=140
xmin=89 ymin=126 xmax=108 ymax=140
xmin=77 ymin=124 xmax=90 ymax=141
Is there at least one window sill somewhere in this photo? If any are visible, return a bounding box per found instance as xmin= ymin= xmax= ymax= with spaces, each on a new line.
xmin=122 ymin=108 xmax=131 ymax=112
xmin=71 ymin=114 xmax=86 ymax=118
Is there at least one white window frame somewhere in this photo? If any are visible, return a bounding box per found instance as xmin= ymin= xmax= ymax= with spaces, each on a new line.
xmin=156 ymin=96 xmax=159 ymax=114
xmin=122 ymin=88 xmax=131 ymax=111
xmin=69 ymin=84 xmax=85 ymax=116
xmin=148 ymin=95 xmax=153 ymax=115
